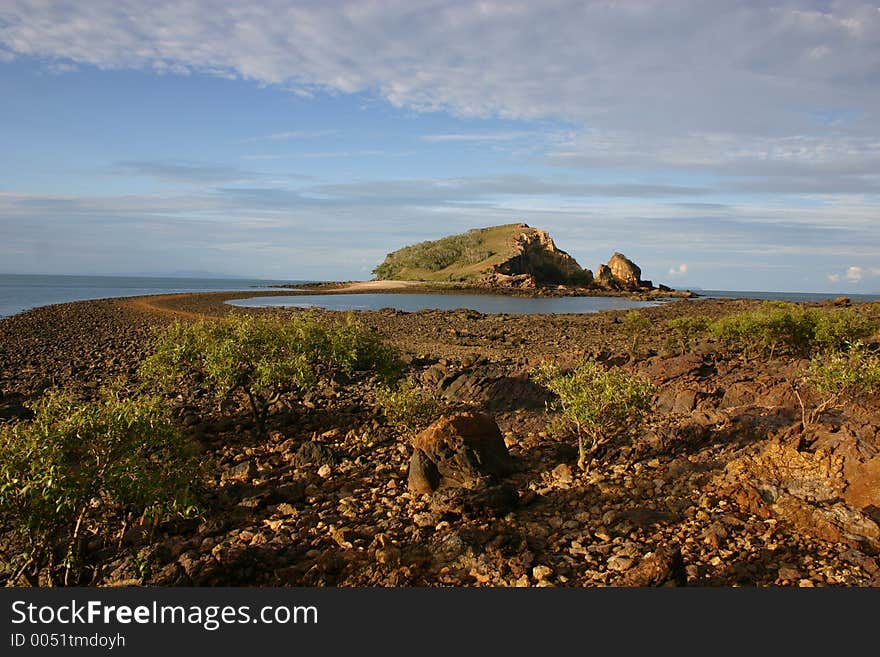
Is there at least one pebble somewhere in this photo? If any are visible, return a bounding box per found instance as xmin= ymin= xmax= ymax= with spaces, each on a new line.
xmin=606 ymin=556 xmax=633 ymax=572
xmin=532 ymin=565 xmax=553 ymax=581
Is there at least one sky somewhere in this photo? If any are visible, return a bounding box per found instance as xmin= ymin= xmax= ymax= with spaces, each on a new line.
xmin=1 ymin=0 xmax=878 ymax=292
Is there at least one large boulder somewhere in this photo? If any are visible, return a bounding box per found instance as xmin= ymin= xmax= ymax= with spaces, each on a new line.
xmin=408 ymin=412 xmax=514 ymax=493
xmin=594 ymin=254 xmax=652 ymax=290
xmin=608 ymin=252 xmax=642 ymax=287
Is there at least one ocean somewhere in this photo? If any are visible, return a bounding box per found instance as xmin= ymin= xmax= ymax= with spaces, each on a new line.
xmin=0 ymin=274 xmax=304 ymax=319
xmin=0 ymin=274 xmax=877 ymax=320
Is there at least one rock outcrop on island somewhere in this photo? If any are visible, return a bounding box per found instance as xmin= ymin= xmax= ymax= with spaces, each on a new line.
xmin=595 ymin=252 xmax=654 ymax=291
xmin=373 ymin=223 xmax=666 ymax=291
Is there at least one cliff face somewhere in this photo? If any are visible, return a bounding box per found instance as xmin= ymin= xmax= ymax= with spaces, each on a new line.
xmin=493 ymin=225 xmax=592 ymax=285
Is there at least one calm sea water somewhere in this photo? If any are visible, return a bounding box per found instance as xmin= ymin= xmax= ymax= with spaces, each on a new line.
xmin=227 ymin=289 xmax=880 ymax=314
xmin=227 ymin=292 xmax=662 ymax=315
xmin=0 ymin=274 xmax=304 ymax=319
xmin=700 ymin=290 xmax=880 ymax=303
xmin=1 ymin=275 xmax=877 ymax=320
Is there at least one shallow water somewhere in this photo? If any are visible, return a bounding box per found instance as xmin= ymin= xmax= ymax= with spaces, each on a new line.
xmin=226 ymin=292 xmax=662 ymax=315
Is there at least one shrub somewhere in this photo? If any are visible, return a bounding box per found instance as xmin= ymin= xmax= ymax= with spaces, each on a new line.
xmin=796 ymin=342 xmax=880 ymax=426
xmin=811 ymin=308 xmax=877 ymax=353
xmin=532 ymin=359 xmax=655 ymax=471
xmin=707 ymin=303 xmax=876 ymax=359
xmin=140 ymin=312 xmax=402 ymax=434
xmin=373 ymin=229 xmax=493 ymax=278
xmin=0 ymin=388 xmax=201 ymax=586
xmin=666 ymin=315 xmax=711 ymax=355
xmin=622 ymin=310 xmax=652 ymax=358
xmin=375 ymin=379 xmax=445 ymax=433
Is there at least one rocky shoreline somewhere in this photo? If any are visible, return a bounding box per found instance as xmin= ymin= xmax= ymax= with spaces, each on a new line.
xmin=282 ymin=279 xmax=698 ymax=300
xmin=1 ymin=292 xmax=879 ymax=587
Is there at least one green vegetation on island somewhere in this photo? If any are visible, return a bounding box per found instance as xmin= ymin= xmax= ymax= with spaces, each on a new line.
xmin=372 ymin=223 xmax=592 ymax=285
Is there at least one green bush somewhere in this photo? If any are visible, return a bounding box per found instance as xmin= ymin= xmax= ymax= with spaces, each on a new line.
xmin=375 ymin=379 xmax=445 ymax=434
xmin=706 ymin=303 xmax=876 ymax=359
xmin=140 ymin=312 xmax=402 ymax=434
xmin=0 ymin=388 xmax=200 ymax=585
xmin=623 ymin=310 xmax=652 ymax=358
xmin=532 ymin=359 xmax=655 ymax=471
xmin=797 ymin=342 xmax=880 ymax=426
xmin=811 ymin=309 xmax=877 ymax=353
xmin=373 ymin=229 xmax=493 ymax=278
xmin=666 ymin=315 xmax=711 ymax=355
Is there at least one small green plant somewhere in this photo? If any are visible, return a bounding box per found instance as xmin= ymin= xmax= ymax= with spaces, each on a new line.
xmin=666 ymin=316 xmax=711 ymax=355
xmin=140 ymin=312 xmax=402 ymax=434
xmin=0 ymin=388 xmax=201 ymax=586
xmin=795 ymin=342 xmax=880 ymax=427
xmin=375 ymin=379 xmax=445 ymax=433
xmin=532 ymin=359 xmax=655 ymax=471
xmin=622 ymin=310 xmax=652 ymax=358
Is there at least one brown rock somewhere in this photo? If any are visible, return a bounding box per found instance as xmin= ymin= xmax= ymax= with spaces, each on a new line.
xmin=412 ymin=412 xmax=514 ymax=489
xmin=408 ymin=448 xmax=441 ymax=494
xmin=222 ymin=460 xmax=258 ymax=482
xmin=844 ymin=457 xmax=880 ymax=511
xmin=595 ymin=264 xmax=617 ymax=288
xmin=619 ymin=547 xmax=687 ymax=587
xmin=608 ymin=252 xmax=642 ymax=288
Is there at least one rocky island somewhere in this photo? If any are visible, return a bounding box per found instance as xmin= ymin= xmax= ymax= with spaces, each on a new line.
xmin=372 ymin=223 xmax=690 ymax=296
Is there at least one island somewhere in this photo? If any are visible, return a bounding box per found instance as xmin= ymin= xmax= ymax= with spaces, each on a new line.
xmin=371 ymin=223 xmax=694 ymax=298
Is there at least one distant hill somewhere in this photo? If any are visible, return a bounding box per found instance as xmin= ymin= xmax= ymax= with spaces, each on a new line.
xmin=372 ymin=223 xmax=592 ymax=286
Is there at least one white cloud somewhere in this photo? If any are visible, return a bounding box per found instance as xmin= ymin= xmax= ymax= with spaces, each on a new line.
xmin=2 ymin=1 xmax=879 ymax=186
xmin=667 ymin=263 xmax=688 ymax=277
xmin=828 ymin=265 xmax=880 ymax=284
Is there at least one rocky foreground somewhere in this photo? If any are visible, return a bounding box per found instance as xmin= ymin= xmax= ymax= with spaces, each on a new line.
xmin=1 ymin=292 xmax=879 ymax=587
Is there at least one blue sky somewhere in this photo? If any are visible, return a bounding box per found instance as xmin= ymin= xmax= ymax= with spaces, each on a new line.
xmin=1 ymin=1 xmax=879 ymax=292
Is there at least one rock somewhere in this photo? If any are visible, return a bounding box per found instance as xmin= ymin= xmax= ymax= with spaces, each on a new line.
xmin=606 ymin=556 xmax=634 ymax=572
xmin=293 ymin=441 xmax=336 ymax=468
xmin=270 ymin=480 xmax=307 ymax=504
xmin=222 ymin=460 xmax=258 ymax=482
xmin=532 ymin=565 xmax=553 ymax=581
xmin=552 ymin=463 xmax=573 ymax=484
xmin=843 ymin=457 xmax=880 ymax=512
xmin=411 ymin=412 xmax=514 ymax=489
xmin=375 ymin=545 xmax=401 ymax=565
xmin=595 ymin=264 xmax=617 ymax=288
xmin=777 ymin=566 xmax=801 ymax=581
xmin=491 ymin=225 xmax=591 ymax=285
xmin=429 ymin=483 xmax=519 ymax=517
xmin=619 ymin=547 xmax=687 ymax=586
xmin=317 ymin=464 xmax=332 ymax=478
xmin=275 ymin=503 xmax=298 ymax=517
xmin=408 ymin=448 xmax=441 ymax=494
xmin=607 ymin=252 xmax=643 ymax=288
